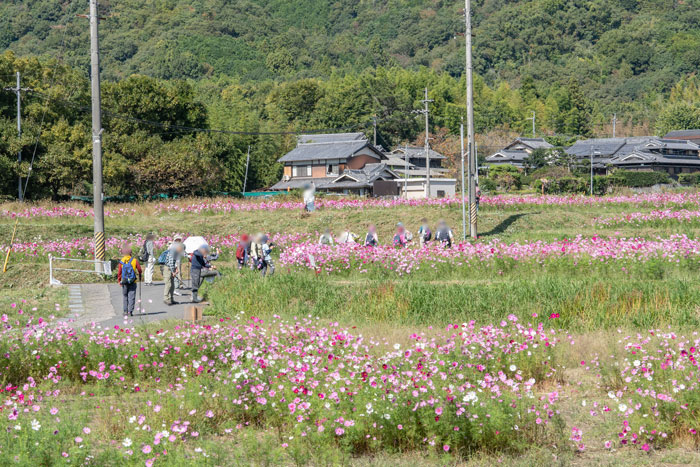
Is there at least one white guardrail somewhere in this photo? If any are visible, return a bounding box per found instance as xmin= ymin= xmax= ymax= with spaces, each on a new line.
xmin=48 ymin=254 xmax=112 ymax=285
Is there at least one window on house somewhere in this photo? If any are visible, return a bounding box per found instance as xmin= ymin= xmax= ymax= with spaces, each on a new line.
xmin=437 ymin=190 xmax=446 ymax=198
xmin=293 ymin=165 xmax=311 ymax=177
xmin=327 ymin=164 xmax=339 ymax=175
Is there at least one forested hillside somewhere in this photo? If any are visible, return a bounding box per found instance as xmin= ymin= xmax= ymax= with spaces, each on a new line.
xmin=1 ymin=0 xmax=700 ymax=198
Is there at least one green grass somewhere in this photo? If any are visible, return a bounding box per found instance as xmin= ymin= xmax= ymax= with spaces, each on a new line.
xmin=207 ymin=269 xmax=700 ymax=330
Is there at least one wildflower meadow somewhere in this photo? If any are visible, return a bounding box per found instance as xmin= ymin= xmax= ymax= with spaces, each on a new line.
xmin=1 ymin=192 xmax=700 ymax=465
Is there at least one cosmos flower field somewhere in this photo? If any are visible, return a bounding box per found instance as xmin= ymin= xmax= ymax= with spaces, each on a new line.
xmin=1 ymin=192 xmax=700 ymax=464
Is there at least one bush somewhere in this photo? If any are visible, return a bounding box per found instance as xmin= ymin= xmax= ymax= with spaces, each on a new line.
xmin=479 ymin=177 xmax=497 ymax=192
xmin=488 ymin=165 xmax=523 ymax=191
xmin=611 ymin=170 xmax=670 ymax=187
xmin=678 ymin=172 xmax=700 ymax=186
xmin=533 ymin=176 xmax=587 ymax=194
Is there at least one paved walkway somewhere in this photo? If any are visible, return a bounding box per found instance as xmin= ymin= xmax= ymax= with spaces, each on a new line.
xmin=59 ymin=281 xmax=198 ymax=329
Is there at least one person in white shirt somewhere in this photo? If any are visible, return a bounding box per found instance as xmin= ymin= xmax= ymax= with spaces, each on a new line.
xmin=303 ymin=182 xmax=316 ymax=212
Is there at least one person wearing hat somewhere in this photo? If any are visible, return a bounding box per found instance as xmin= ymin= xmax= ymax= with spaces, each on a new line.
xmin=190 ymin=244 xmax=220 ymax=303
xmin=117 ymin=245 xmax=142 ymax=316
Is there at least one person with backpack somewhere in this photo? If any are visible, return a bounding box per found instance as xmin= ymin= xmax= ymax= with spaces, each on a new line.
xmin=236 ymin=234 xmax=251 ymax=270
xmin=259 ymin=235 xmax=275 ymax=277
xmin=117 ymin=245 xmax=142 ymax=317
xmin=139 ymin=234 xmax=156 ymax=285
xmin=190 ymin=244 xmax=220 ymax=303
xmin=162 ymin=243 xmax=184 ymax=306
xmin=417 ymin=219 xmax=432 ymax=247
xmin=435 ymin=220 xmax=454 ymax=249
xmin=364 ymin=224 xmax=379 ymax=247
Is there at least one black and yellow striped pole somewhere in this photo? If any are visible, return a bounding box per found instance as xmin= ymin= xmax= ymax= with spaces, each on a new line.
xmin=90 ymin=0 xmax=106 ymax=272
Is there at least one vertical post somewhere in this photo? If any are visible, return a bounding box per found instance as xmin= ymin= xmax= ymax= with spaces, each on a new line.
xmin=460 ymin=123 xmax=466 ymax=241
xmin=243 ymin=145 xmax=251 ymax=193
xmin=590 ymin=148 xmax=594 ymax=196
xmin=465 ymin=0 xmax=477 ymax=238
xmin=16 ymin=72 xmax=22 ymax=201
xmin=531 ymin=110 xmax=536 ymax=137
xmin=372 ymin=115 xmax=377 ymax=146
xmin=90 ymin=0 xmax=105 ymax=272
xmin=612 ymin=113 xmax=617 ymax=138
xmin=404 ymin=144 xmax=408 ymax=199
xmin=423 ymin=87 xmax=431 ymax=197
xmin=48 ymin=254 xmax=53 ymax=285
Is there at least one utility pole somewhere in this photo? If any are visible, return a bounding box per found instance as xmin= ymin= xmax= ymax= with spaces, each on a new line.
xmin=372 ymin=115 xmax=377 ymax=146
xmin=464 ymin=0 xmax=477 ymax=238
xmin=528 ymin=110 xmax=536 ymax=137
xmin=460 ymin=123 xmax=467 ymax=241
xmin=4 ymin=72 xmax=29 ymax=201
xmin=242 ymin=145 xmax=251 ymax=193
xmin=420 ymin=88 xmax=433 ymax=197
xmin=89 ymin=0 xmax=105 ymax=272
xmin=612 ymin=113 xmax=617 ymax=138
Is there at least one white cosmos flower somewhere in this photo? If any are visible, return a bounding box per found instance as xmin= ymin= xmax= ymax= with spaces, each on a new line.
xmin=509 ymin=365 xmax=517 ymax=371
xmin=618 ymin=403 xmax=627 ymax=412
xmin=122 ymin=438 xmax=132 ymax=447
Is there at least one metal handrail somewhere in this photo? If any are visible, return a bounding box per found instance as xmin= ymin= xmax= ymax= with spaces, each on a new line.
xmin=49 ymin=254 xmax=112 ymax=285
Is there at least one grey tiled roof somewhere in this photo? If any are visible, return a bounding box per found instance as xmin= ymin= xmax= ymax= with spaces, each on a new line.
xmin=664 ymin=129 xmax=700 ymax=139
xmin=565 ymin=136 xmax=660 ymax=157
xmin=610 ymin=151 xmax=700 ymax=166
xmin=297 ymin=133 xmax=366 ymax=144
xmin=505 ymin=138 xmax=553 ymax=150
xmin=390 ymin=146 xmax=446 ymax=160
xmin=278 ymin=140 xmax=374 ymax=163
xmin=486 ymin=150 xmax=530 ymax=162
xmin=643 ymin=139 xmax=700 ymax=151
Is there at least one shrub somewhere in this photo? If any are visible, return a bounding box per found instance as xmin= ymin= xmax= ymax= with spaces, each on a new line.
xmin=678 ymin=172 xmax=700 ymax=186
xmin=479 ymin=177 xmax=497 ymax=192
xmin=611 ymin=170 xmax=670 ymax=187
xmin=533 ymin=176 xmax=587 ymax=194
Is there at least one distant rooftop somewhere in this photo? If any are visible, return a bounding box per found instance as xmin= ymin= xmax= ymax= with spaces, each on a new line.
xmin=664 ymin=129 xmax=700 ymax=140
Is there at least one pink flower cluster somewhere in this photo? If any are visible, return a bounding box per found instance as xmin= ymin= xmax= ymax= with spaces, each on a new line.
xmin=1 ymin=205 xmax=135 ymax=219
xmin=155 ymin=192 xmax=700 ymax=215
xmin=280 ymin=234 xmax=700 ymax=275
xmin=3 ymin=191 xmax=700 ymax=219
xmin=1 ymin=233 xmax=307 ymax=258
xmin=596 ymin=209 xmax=700 ymax=226
xmin=0 ymin=311 xmax=563 ymax=461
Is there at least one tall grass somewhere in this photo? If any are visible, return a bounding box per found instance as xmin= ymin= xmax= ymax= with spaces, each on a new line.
xmin=207 ymin=270 xmax=700 ymax=330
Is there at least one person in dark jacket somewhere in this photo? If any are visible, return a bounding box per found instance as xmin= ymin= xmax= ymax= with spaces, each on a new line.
xmin=190 ymin=245 xmax=220 ymax=303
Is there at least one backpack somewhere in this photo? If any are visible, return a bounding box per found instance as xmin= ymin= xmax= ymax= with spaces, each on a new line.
xmin=137 ymin=240 xmax=149 ymax=263
xmin=157 ymin=250 xmax=169 ymax=265
xmin=236 ymin=242 xmax=246 ymax=260
xmin=120 ymin=257 xmax=137 ymax=285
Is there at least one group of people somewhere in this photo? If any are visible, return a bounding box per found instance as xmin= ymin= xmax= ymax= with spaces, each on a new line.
xmin=116 ymin=235 xmax=221 ymax=316
xmin=234 ymin=233 xmax=276 ymax=277
xmin=318 ymin=218 xmax=455 ymax=249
